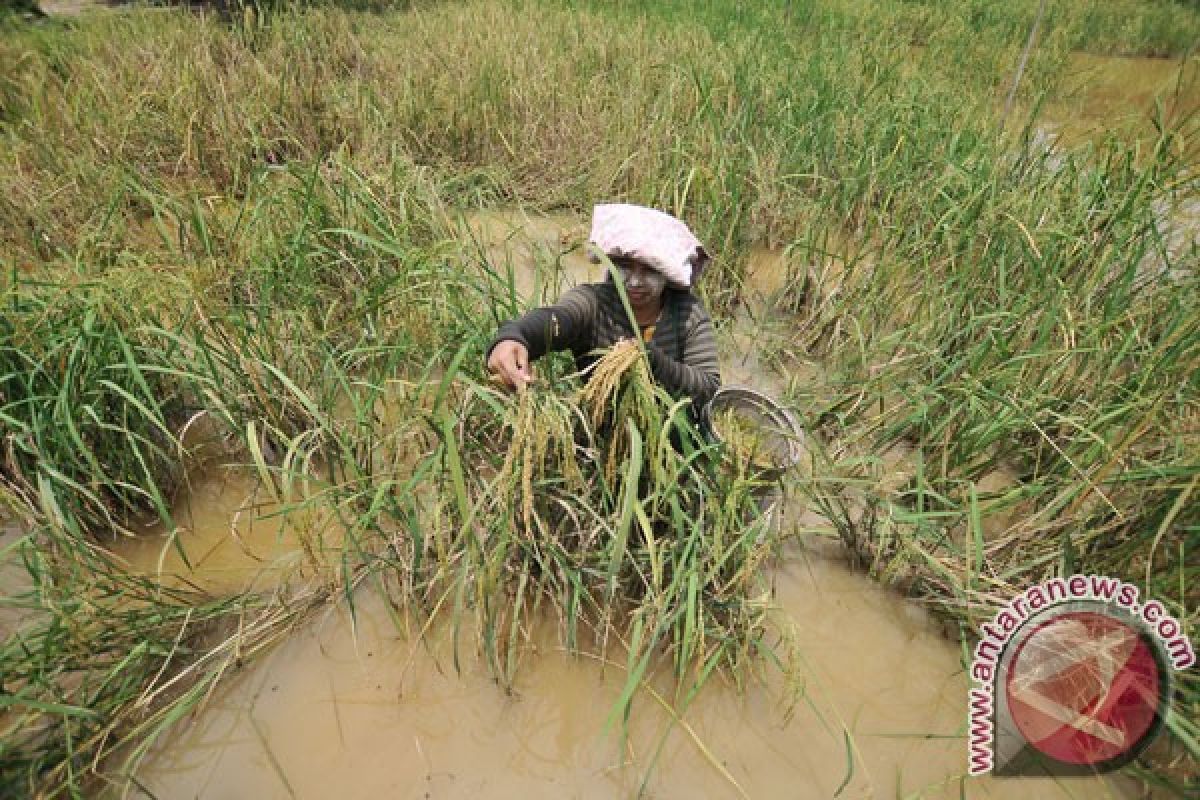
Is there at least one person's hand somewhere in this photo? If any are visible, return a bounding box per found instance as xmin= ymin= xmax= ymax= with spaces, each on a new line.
xmin=487 ymin=340 xmax=536 ymax=392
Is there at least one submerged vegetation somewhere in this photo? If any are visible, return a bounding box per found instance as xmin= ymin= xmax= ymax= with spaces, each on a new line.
xmin=1 ymin=0 xmax=1197 ymax=795
xmin=446 ymin=341 xmax=778 ymax=694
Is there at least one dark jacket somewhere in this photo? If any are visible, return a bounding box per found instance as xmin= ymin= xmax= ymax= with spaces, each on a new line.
xmin=487 ymin=282 xmax=721 ymax=411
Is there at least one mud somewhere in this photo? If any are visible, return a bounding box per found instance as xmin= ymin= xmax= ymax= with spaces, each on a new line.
xmin=123 ymin=542 xmax=1136 ymax=799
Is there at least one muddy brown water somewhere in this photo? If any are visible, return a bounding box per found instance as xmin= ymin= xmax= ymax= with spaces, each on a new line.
xmin=115 ymin=467 xmax=348 ymax=595
xmin=1035 ymin=53 xmax=1199 ymax=288
xmin=123 ymin=553 xmax=1137 ymax=800
xmin=110 ymin=211 xmax=1139 ymax=799
xmin=0 ymin=519 xmax=33 ymax=641
xmin=1042 ymin=53 xmax=1199 ymax=151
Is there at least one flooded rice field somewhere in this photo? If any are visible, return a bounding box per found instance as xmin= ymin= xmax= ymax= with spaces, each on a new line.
xmin=125 ymin=550 xmax=1135 ymax=800
xmin=1037 ymin=52 xmax=1199 ymax=290
xmin=1043 ymin=53 xmax=1199 ymax=149
xmin=1 ymin=4 xmax=1195 ymax=793
xmin=104 ymin=212 xmax=1140 ymax=798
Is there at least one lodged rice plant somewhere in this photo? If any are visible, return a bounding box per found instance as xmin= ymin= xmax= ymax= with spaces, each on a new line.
xmin=492 ymin=383 xmax=590 ymax=537
xmin=434 ymin=341 xmax=788 ymax=715
xmin=0 ymin=523 xmax=322 ymax=800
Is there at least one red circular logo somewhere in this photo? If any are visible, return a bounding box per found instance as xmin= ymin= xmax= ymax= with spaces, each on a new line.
xmin=1005 ymin=611 xmax=1163 ymax=766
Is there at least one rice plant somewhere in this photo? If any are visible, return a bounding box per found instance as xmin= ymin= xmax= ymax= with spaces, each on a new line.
xmin=1 ymin=0 xmax=1197 ymax=794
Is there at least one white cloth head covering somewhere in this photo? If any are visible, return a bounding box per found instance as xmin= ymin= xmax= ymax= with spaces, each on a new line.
xmin=587 ymin=204 xmax=710 ymax=289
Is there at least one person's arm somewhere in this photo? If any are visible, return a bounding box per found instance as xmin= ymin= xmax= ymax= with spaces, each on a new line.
xmin=486 ymin=285 xmax=598 ymax=363
xmin=644 ymin=303 xmax=721 ymax=409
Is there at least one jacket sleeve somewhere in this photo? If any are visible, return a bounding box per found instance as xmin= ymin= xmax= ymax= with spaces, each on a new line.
xmin=644 ymin=302 xmax=721 ymax=409
xmin=486 ymin=285 xmax=598 ymax=362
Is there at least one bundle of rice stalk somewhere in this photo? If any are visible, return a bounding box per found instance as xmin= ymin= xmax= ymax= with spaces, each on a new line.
xmin=578 ymin=339 xmax=687 ymax=492
xmin=492 ymin=385 xmax=589 ymax=537
xmin=449 ymin=340 xmax=789 ymax=703
xmin=578 ymin=338 xmax=645 ymax=432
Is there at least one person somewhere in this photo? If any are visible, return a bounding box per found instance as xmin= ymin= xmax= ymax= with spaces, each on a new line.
xmin=485 ymin=204 xmax=721 ymax=422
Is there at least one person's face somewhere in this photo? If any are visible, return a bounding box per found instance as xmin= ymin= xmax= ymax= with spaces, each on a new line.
xmin=613 ymin=258 xmax=667 ymax=307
